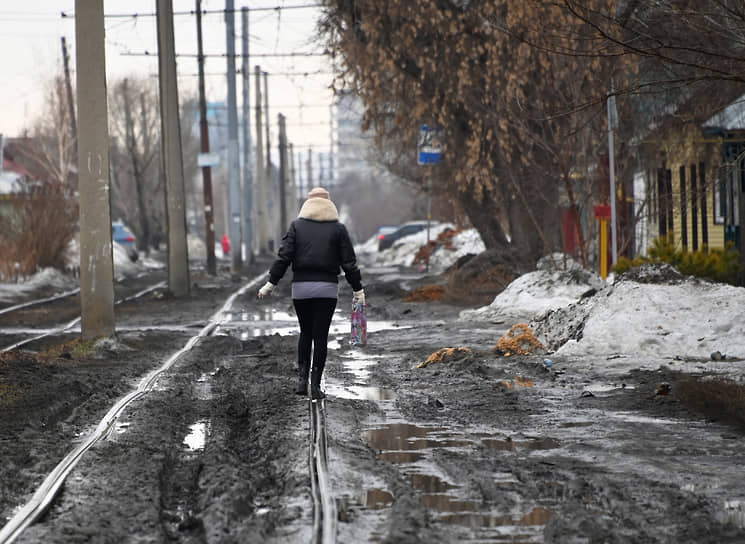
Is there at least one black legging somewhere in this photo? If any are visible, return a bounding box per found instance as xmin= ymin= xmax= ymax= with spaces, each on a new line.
xmin=293 ymin=298 xmax=337 ymax=376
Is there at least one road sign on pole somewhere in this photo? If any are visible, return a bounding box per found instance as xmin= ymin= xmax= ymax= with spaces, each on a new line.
xmin=417 ymin=125 xmax=442 ymax=165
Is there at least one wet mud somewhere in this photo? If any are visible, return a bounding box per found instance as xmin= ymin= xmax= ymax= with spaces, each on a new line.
xmin=1 ymin=264 xmax=745 ymax=542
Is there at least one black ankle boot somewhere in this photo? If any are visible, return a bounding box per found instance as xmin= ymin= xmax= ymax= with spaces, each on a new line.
xmin=310 ymin=364 xmax=325 ymax=399
xmin=296 ymin=362 xmax=309 ymax=395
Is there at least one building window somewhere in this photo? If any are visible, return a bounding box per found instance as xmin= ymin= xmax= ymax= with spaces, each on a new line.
xmin=699 ymin=163 xmax=708 ymax=246
xmin=679 ymin=166 xmax=688 ymax=247
xmin=714 ymin=178 xmax=725 ymax=224
xmin=690 ymin=164 xmax=698 ymax=250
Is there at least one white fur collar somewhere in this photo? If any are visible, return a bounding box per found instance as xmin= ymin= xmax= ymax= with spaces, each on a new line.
xmin=297 ymin=198 xmax=339 ymax=221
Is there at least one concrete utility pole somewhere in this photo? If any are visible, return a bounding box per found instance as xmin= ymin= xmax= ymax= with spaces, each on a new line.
xmin=61 ymin=36 xmax=77 ymax=158
xmin=75 ymin=0 xmax=115 ymax=339
xmin=196 ymin=0 xmax=216 ymax=275
xmin=288 ymin=142 xmax=297 ymax=215
xmin=156 ymin=0 xmax=190 ymax=296
xmin=225 ymin=0 xmax=242 ymax=272
xmin=241 ymin=6 xmax=253 ymax=263
xmin=254 ymin=65 xmax=269 ymax=254
xmin=278 ymin=113 xmax=287 ymax=231
xmin=263 ymin=71 xmax=277 ymax=249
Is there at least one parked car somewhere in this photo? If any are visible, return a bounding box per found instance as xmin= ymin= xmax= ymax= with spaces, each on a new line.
xmin=375 ymin=225 xmax=397 ymax=250
xmin=112 ymin=221 xmax=139 ymax=262
xmin=378 ymin=221 xmax=432 ymax=251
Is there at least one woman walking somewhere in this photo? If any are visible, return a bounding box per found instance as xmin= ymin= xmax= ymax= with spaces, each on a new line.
xmin=257 ymin=187 xmax=365 ymax=399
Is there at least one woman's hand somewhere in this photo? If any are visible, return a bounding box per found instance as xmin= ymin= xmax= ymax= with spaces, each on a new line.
xmin=258 ymin=281 xmax=275 ymax=298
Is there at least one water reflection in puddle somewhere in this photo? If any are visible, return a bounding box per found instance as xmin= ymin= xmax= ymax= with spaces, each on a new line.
xmin=365 ymin=423 xmax=468 ymax=453
xmin=326 ymin=383 xmax=396 ymax=401
xmin=361 ymin=488 xmax=394 ymax=509
xmin=183 ymin=420 xmax=209 ymax=451
xmin=720 ymin=500 xmax=745 ymax=528
xmin=483 ymin=437 xmax=560 ymax=452
xmin=440 ymin=506 xmax=554 ymax=528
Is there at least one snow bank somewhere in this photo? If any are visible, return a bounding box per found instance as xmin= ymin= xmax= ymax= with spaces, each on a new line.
xmin=537 ymin=278 xmax=745 ymax=360
xmin=460 ymin=265 xmax=604 ymax=321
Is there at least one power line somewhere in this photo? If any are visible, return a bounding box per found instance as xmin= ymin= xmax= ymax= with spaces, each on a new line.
xmin=121 ymin=51 xmax=324 ymax=58
xmin=60 ymin=5 xmax=322 ymax=20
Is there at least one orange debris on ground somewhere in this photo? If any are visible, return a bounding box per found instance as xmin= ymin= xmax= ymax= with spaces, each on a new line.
xmin=494 ymin=323 xmax=545 ymax=356
xmin=418 ymin=347 xmax=473 ymax=368
xmin=404 ymin=284 xmax=446 ymax=302
xmin=500 ymin=376 xmax=535 ymax=389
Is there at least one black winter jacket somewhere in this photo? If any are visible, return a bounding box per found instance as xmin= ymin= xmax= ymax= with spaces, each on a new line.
xmin=268 ymin=197 xmax=363 ymax=291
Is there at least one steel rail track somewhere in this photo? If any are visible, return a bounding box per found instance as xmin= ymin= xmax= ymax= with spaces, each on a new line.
xmin=0 ymin=289 xmax=81 ymax=316
xmin=0 ymin=277 xmax=262 ymax=543
xmin=309 ymin=398 xmax=337 ymax=544
xmin=0 ymin=282 xmax=166 ymax=353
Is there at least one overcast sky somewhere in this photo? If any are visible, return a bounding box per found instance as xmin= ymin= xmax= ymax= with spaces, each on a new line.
xmin=0 ymin=1 xmax=335 ymax=152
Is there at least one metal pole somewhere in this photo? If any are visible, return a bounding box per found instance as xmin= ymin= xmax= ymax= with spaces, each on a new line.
xmin=607 ymin=86 xmax=618 ymax=265
xmin=241 ymin=6 xmax=253 ymax=263
xmin=157 ymin=0 xmax=190 ymax=295
xmin=196 ymin=0 xmax=216 ymax=275
xmin=225 ymin=0 xmax=242 ymax=272
xmin=75 ymin=0 xmax=115 ymax=338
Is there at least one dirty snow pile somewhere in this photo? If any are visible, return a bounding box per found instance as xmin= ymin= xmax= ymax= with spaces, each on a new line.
xmin=0 ymin=268 xmax=78 ymax=303
xmin=532 ymin=264 xmax=745 ymax=361
xmin=460 ymin=254 xmax=605 ymax=321
xmin=462 ymin=258 xmax=745 ymax=362
xmin=357 ymin=224 xmax=486 ymax=273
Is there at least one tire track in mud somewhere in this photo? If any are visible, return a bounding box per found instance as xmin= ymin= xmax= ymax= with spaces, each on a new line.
xmin=0 ymin=277 xmax=262 ymax=543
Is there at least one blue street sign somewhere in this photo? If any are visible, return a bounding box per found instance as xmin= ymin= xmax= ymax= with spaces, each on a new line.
xmin=418 ymin=124 xmax=442 ymax=165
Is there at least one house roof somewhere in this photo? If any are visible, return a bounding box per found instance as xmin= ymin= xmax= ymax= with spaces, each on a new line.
xmin=703 ymin=93 xmax=745 ymax=130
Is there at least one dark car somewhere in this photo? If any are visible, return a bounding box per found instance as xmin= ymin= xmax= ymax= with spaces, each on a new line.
xmin=112 ymin=221 xmax=139 ymax=262
xmin=378 ymin=221 xmax=432 ymax=251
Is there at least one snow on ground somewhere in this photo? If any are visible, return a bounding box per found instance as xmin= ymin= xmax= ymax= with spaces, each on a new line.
xmin=460 ymin=254 xmax=604 ymax=321
xmin=358 ymin=224 xmax=486 ymax=273
xmin=0 ymin=268 xmax=77 ymax=303
xmin=547 ymin=278 xmax=745 ymax=361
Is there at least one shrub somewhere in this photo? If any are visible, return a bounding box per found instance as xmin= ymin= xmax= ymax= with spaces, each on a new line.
xmin=612 ymin=235 xmax=742 ymax=285
xmin=0 ymin=184 xmax=78 ymax=281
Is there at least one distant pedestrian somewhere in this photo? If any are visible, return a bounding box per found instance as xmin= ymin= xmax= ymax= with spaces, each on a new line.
xmin=221 ymin=233 xmax=230 ymax=257
xmin=257 ymin=187 xmax=364 ymax=399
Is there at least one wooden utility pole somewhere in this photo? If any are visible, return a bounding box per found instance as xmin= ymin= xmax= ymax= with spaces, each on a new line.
xmin=156 ymin=0 xmax=190 ymax=295
xmin=278 ymin=113 xmax=287 ymax=231
xmin=225 ymin=0 xmax=242 ymax=271
xmin=196 ymin=0 xmax=216 ymax=275
xmin=61 ymin=36 xmax=77 ymax=159
xmin=75 ymin=0 xmax=115 ymax=339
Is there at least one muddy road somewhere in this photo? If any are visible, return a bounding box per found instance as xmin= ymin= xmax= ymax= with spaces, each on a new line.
xmin=1 ymin=262 xmax=744 ymax=543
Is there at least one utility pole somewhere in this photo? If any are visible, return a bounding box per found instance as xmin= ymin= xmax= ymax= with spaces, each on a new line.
xmin=328 ymin=103 xmax=334 ymax=188
xmin=278 ymin=113 xmax=287 ymax=231
xmin=196 ymin=0 xmax=216 ymax=275
xmin=254 ymin=65 xmax=269 ymax=254
xmin=607 ymin=84 xmax=618 ymax=266
xmin=75 ymin=0 xmax=115 ymax=339
xmin=225 ymin=0 xmax=242 ymax=272
xmin=263 ymin=71 xmax=276 ymax=249
xmin=241 ymin=6 xmax=253 ymax=263
xmin=156 ymin=0 xmax=190 ymax=296
xmin=307 ymin=147 xmax=313 ymax=190
xmin=288 ymin=142 xmax=297 ymax=215
xmin=61 ymin=36 xmax=77 ymax=159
